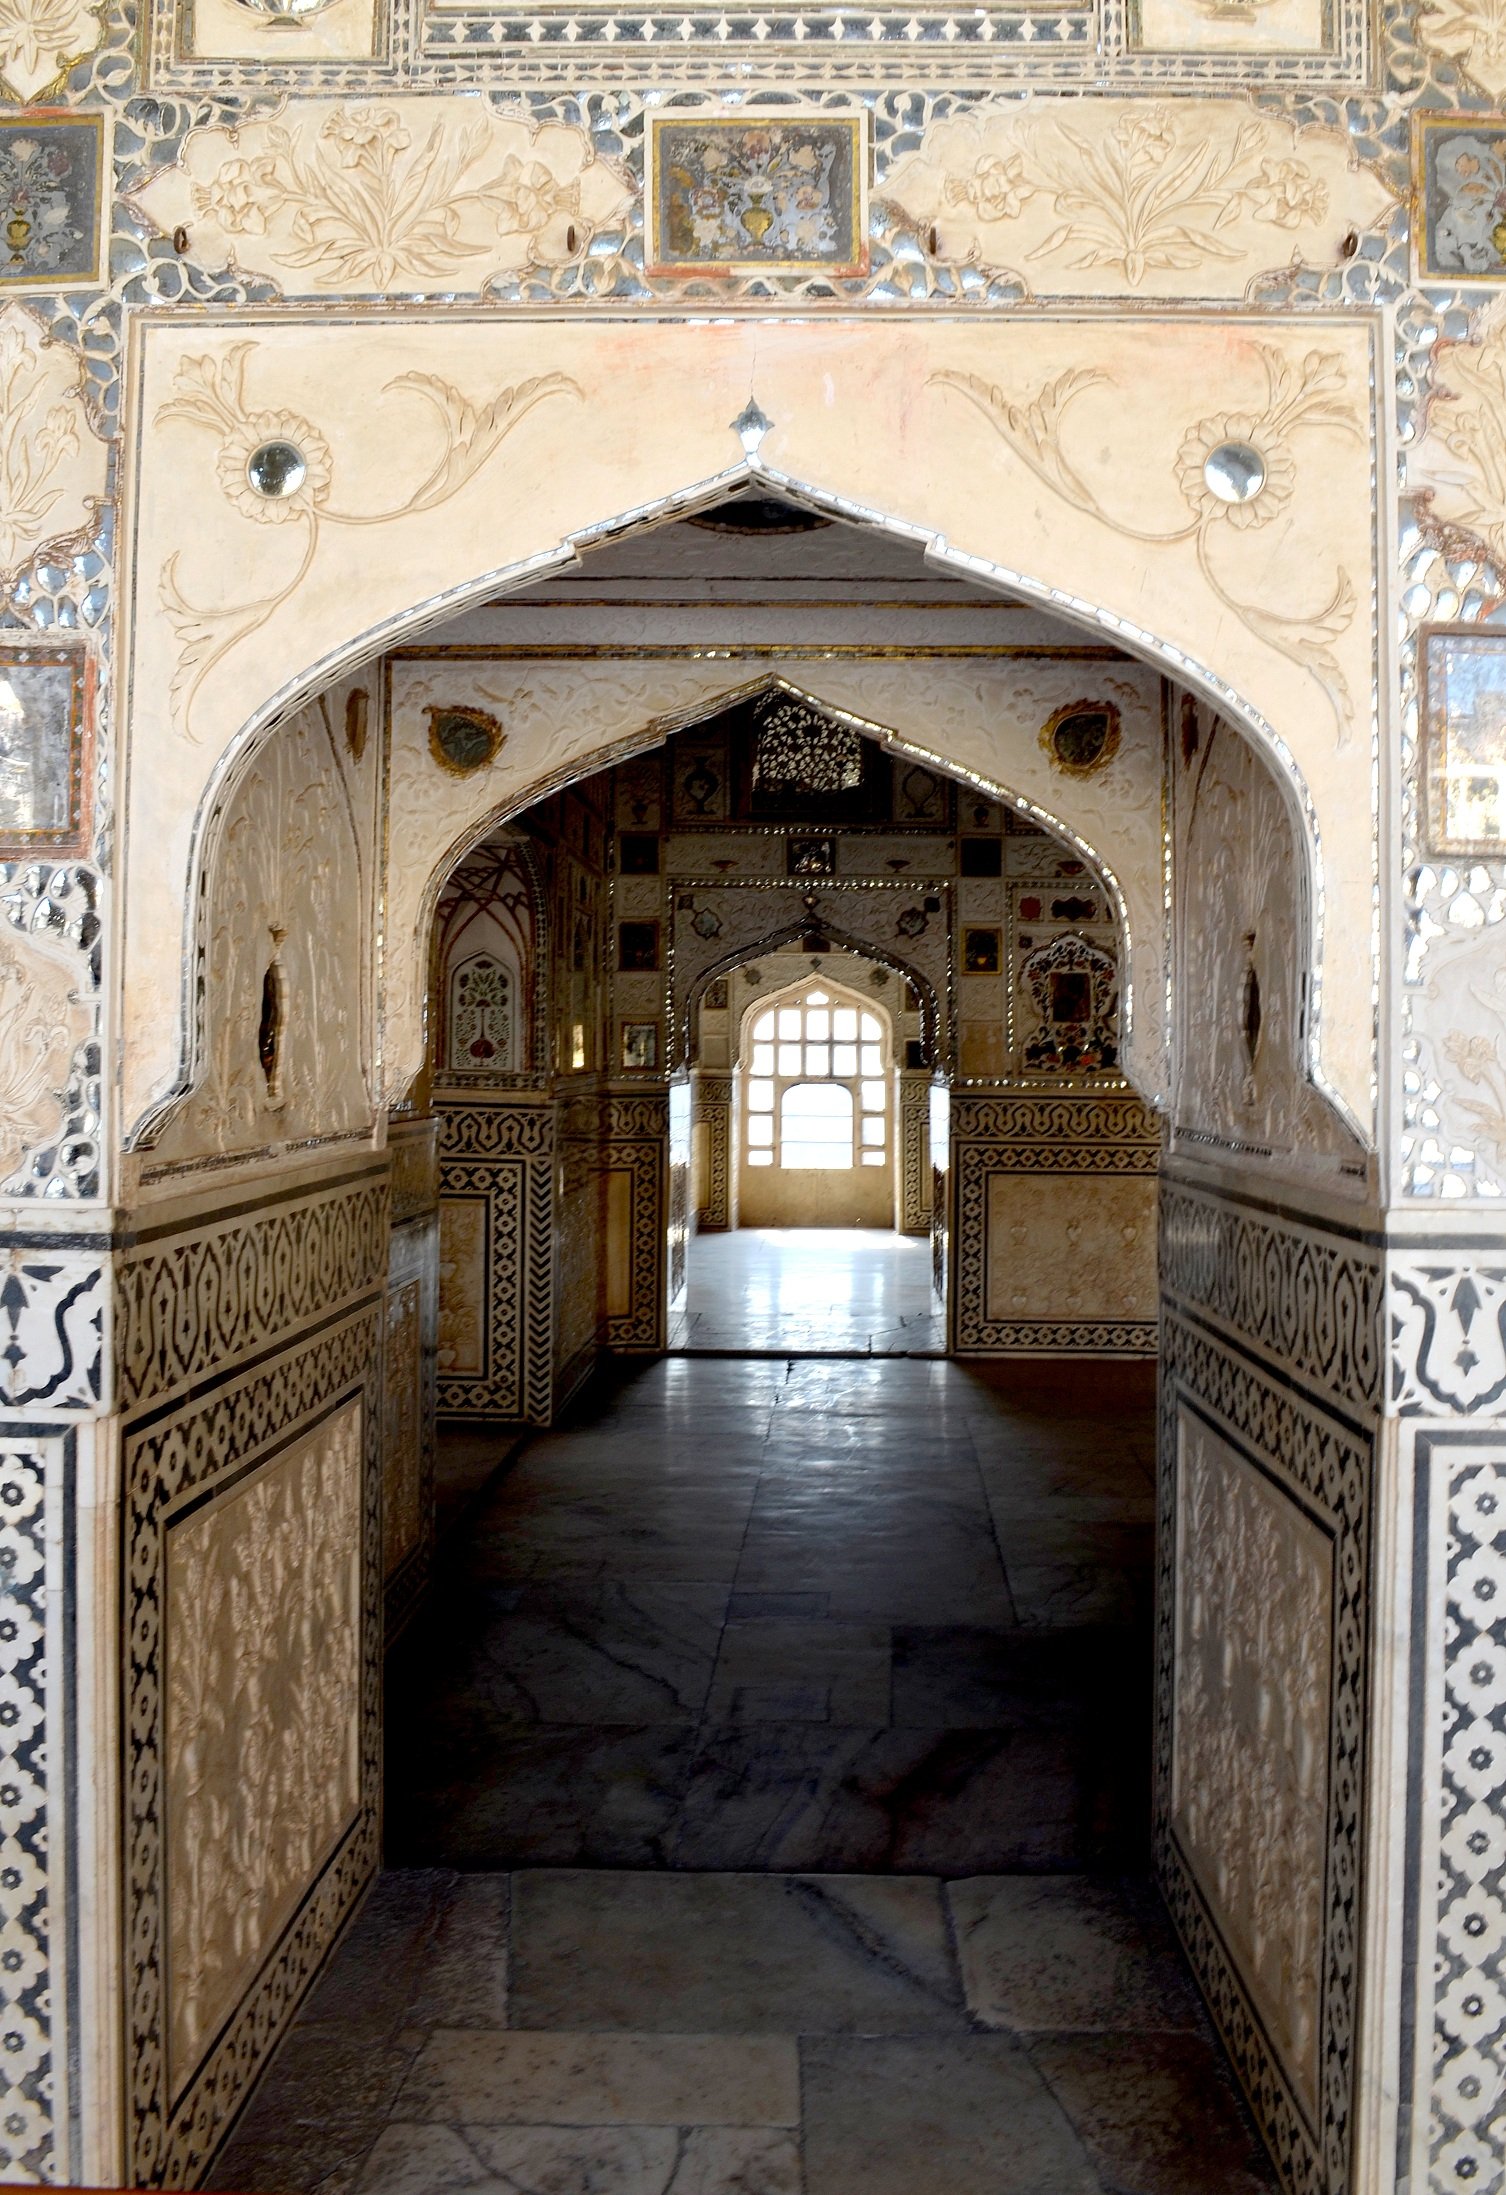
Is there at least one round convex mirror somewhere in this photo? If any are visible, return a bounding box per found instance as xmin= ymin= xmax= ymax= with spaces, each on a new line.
xmin=246 ymin=441 xmax=308 ymax=500
xmin=1202 ymin=440 xmax=1266 ymax=506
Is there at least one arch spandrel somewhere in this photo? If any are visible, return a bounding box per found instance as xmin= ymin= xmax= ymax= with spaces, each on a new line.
xmin=122 ymin=309 xmax=1381 ymax=1139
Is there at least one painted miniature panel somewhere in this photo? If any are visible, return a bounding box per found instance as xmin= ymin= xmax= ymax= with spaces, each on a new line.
xmin=1417 ymin=116 xmax=1506 ymax=284
xmin=1125 ymin=0 xmax=1332 ymax=52
xmin=1420 ymin=628 xmax=1506 ymax=857
xmin=648 ymin=116 xmax=867 ymax=277
xmin=0 ymin=118 xmax=106 ymax=293
xmin=0 ymin=648 xmax=87 ymax=853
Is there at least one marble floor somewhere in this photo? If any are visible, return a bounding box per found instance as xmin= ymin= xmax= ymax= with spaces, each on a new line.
xmin=671 ymin=1229 xmax=945 ymax=1355
xmin=208 ymin=1356 xmax=1281 ymax=2194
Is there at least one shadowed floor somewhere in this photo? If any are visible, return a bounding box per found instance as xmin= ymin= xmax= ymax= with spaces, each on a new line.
xmin=208 ymin=1355 xmax=1282 ymax=2195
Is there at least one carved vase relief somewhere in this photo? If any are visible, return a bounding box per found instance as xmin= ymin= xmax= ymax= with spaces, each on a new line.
xmin=164 ymin=1401 xmax=362 ymax=2090
xmin=1173 ymin=1415 xmax=1331 ymax=2113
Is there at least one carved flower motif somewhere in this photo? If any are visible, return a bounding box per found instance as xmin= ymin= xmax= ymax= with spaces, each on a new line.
xmin=319 ymin=105 xmax=410 ymax=170
xmin=214 ymin=410 xmax=333 ymax=525
xmin=1111 ymin=106 xmax=1175 ymax=162
xmin=492 ymin=154 xmax=580 ymax=243
xmin=1242 ymin=158 xmax=1328 ymax=231
xmin=1175 ymin=412 xmax=1296 ymax=531
xmin=193 ymin=156 xmax=279 ymax=237
xmin=948 ymin=151 xmax=1035 ymax=223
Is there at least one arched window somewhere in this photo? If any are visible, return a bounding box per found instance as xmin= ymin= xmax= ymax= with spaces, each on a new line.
xmin=743 ymin=985 xmax=888 ymax=1171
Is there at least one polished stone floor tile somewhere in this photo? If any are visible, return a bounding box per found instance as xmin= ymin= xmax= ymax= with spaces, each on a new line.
xmin=889 ymin=1624 xmax=1137 ymax=1731
xmin=705 ymin=1619 xmax=892 ymax=1723
xmin=676 ymin=1229 xmax=944 ymax=1357
xmin=1031 ymin=2030 xmax=1282 ymax=2193
xmin=800 ymin=2035 xmax=1101 ymax=2195
xmin=510 ymin=1872 xmax=964 ymax=2034
xmin=1006 ymin=1561 xmax=1151 ymax=1629
xmin=670 ymin=1723 xmax=1101 ymax=1873
xmin=396 ymin=2030 xmax=800 ymax=2127
xmin=386 ymin=1720 xmax=697 ymax=1868
xmin=354 ymin=2121 xmax=801 ymax=2195
xmin=434 ymin=1584 xmax=728 ymax=1726
xmin=948 ymin=1875 xmax=1206 ymax=2032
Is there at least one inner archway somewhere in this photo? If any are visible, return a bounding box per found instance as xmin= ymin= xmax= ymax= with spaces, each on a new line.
xmin=130 ymin=487 xmax=1365 ymax=2195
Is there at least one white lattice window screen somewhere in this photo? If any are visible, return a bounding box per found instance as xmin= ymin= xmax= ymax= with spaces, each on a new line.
xmin=743 ymin=986 xmax=888 ymax=1170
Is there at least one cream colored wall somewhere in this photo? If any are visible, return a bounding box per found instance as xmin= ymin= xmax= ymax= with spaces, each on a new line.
xmin=118 ymin=311 xmax=1381 ymax=1147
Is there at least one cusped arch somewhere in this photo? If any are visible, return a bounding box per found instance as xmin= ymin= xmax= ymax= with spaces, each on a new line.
xmin=681 ymin=915 xmax=944 ymax=1073
xmin=126 ymin=318 xmax=1376 ymax=1144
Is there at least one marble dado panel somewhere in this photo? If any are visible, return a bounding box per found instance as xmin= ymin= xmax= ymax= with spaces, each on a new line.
xmin=381 ymin=653 xmax=1167 ymax=1111
xmin=1157 ymin=1311 xmax=1370 ymax=2195
xmin=691 ymin=1073 xmax=732 ymax=1233
xmin=899 ymin=1074 xmax=931 ymax=1236
xmin=384 ymin=1214 xmax=436 ymax=1635
xmin=124 ymin=1309 xmax=381 ymax=2190
xmin=1389 ymin=1250 xmax=1506 ymax=1416
xmin=951 ymin=1090 xmax=1159 ymax=1352
xmin=1173 ymin=1410 xmax=1332 ymax=2116
xmin=389 ymin=1116 xmax=439 ymax=1223
xmin=123 ymin=314 xmax=1379 ymax=1142
xmin=1159 ymin=1174 xmax=1384 ymax=1417
xmin=436 ymin=1094 xmax=553 ymax=1421
xmin=116 ymin=1165 xmax=389 ymax=1411
xmin=0 ymin=1432 xmax=74 ymax=2188
xmin=603 ymin=1091 xmax=670 ymax=1352
xmin=164 ymin=1400 xmax=362 ymax=2093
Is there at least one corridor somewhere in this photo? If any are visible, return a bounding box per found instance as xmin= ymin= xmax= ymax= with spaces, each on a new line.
xmin=208 ymin=1357 xmax=1280 ymax=2195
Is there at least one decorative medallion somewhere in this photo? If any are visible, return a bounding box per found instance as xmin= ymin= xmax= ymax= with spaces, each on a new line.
xmin=425 ymin=703 xmax=506 ymax=776
xmin=1419 ymin=628 xmax=1506 ymax=857
xmin=1039 ymin=699 xmax=1123 ymax=778
xmin=1416 ymin=117 xmax=1506 ymax=284
xmin=647 ymin=115 xmax=867 ymax=277
xmin=0 ymin=118 xmax=106 ymax=293
xmin=0 ymin=646 xmax=88 ymax=852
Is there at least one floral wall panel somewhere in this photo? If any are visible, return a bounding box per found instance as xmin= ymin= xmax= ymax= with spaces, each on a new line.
xmin=982 ymin=1172 xmax=1158 ymax=1331
xmin=134 ymin=100 xmax=631 ymax=297
xmin=880 ymin=103 xmax=1392 ymax=301
xmin=0 ymin=304 xmax=106 ymax=589
xmin=164 ymin=1400 xmax=362 ymax=2093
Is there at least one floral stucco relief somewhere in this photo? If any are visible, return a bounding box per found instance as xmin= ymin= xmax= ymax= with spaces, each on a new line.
xmin=134 ymin=100 xmax=632 ymax=296
xmin=1418 ymin=0 xmax=1506 ymax=100
xmin=0 ymin=303 xmax=106 ymax=585
xmin=0 ymin=925 xmax=87 ymax=1189
xmin=0 ymin=0 xmax=102 ymax=103
xmin=879 ymin=102 xmax=1394 ymax=299
xmin=1412 ymin=303 xmax=1506 ymax=565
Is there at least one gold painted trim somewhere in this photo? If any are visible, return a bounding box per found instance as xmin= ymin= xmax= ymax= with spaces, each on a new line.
xmin=1039 ymin=697 xmax=1125 ymax=778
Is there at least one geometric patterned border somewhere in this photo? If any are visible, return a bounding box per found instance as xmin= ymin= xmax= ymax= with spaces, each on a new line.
xmin=122 ymin=1310 xmax=382 ymax=2189
xmin=1161 ymin=1175 xmax=1384 ymax=1419
xmin=116 ymin=1168 xmax=389 ymax=1411
xmin=692 ymin=1075 xmax=731 ymax=1233
xmin=384 ymin=1219 xmax=437 ymax=1640
xmin=436 ymin=1097 xmax=554 ymax=1422
xmin=604 ymin=1117 xmax=667 ymax=1351
xmin=1157 ymin=1307 xmax=1372 ymax=2195
xmin=0 ymin=1429 xmax=73 ymax=2188
xmin=1407 ymin=1433 xmax=1506 ymax=2195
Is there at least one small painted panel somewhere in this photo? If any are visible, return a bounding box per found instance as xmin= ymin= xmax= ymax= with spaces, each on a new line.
xmin=1421 ymin=627 xmax=1506 ymax=856
xmin=1126 ymin=0 xmax=1330 ymax=49
xmin=648 ymin=115 xmax=867 ymax=276
xmin=1417 ymin=116 xmax=1506 ymax=283
xmin=0 ymin=648 xmax=87 ymax=851
xmin=0 ymin=117 xmax=105 ymax=292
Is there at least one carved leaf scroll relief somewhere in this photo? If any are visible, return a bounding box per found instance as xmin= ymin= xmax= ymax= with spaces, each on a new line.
xmin=881 ymin=102 xmax=1392 ymax=300
xmin=934 ymin=344 xmax=1361 ymax=743
xmin=1412 ymin=303 xmax=1506 ymax=569
xmin=154 ymin=341 xmax=580 ymax=735
xmin=165 ymin=1403 xmax=361 ymax=2090
xmin=134 ymin=100 xmax=632 ymax=298
xmin=0 ymin=304 xmax=106 ymax=586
